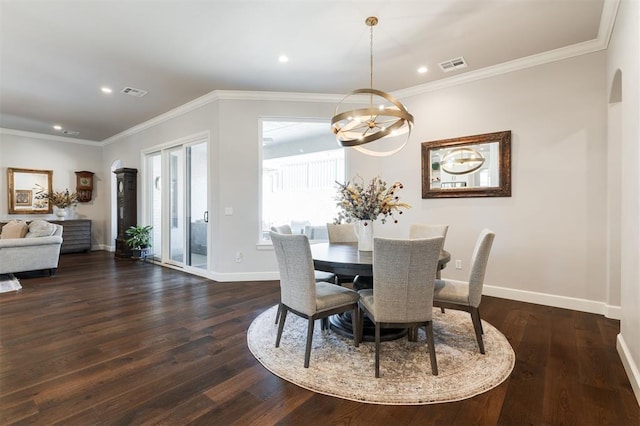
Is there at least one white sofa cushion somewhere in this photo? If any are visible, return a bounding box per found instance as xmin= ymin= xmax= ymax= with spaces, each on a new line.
xmin=25 ymin=220 xmax=57 ymax=238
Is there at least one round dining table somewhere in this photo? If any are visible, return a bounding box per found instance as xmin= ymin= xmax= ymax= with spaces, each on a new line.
xmin=310 ymin=242 xmax=451 ymax=341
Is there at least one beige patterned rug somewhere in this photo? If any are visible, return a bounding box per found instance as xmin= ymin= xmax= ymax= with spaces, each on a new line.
xmin=247 ymin=305 xmax=515 ymax=405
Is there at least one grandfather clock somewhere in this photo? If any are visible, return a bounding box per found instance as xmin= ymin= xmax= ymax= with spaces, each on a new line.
xmin=114 ymin=168 xmax=137 ymax=258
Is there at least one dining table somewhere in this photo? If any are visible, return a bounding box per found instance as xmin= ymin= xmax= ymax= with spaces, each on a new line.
xmin=310 ymin=242 xmax=451 ymax=341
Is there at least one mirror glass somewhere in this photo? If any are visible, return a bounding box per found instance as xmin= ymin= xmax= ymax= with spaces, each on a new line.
xmin=7 ymin=167 xmax=53 ymax=214
xmin=421 ymin=131 xmax=511 ymax=198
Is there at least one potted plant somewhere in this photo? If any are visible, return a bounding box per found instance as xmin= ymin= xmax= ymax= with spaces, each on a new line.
xmin=125 ymin=225 xmax=153 ymax=259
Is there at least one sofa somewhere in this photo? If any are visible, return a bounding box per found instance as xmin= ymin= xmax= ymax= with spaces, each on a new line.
xmin=0 ymin=220 xmax=63 ymax=276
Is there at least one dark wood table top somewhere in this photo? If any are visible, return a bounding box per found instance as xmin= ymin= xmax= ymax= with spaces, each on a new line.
xmin=311 ymin=242 xmax=450 ymax=277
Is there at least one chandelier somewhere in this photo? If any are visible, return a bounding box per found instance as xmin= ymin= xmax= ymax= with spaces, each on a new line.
xmin=331 ymin=16 xmax=414 ymax=157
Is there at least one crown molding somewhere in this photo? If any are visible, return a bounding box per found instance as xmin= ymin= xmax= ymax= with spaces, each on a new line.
xmin=0 ymin=128 xmax=101 ymax=146
xmin=394 ymin=0 xmax=619 ymax=99
xmin=101 ymin=90 xmax=343 ymax=145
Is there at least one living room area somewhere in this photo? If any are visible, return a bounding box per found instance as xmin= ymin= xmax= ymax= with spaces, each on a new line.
xmin=1 ymin=0 xmax=639 ymax=423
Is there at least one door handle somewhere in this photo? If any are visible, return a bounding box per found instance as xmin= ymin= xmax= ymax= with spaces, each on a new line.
xmin=204 ymin=211 xmax=209 ymax=223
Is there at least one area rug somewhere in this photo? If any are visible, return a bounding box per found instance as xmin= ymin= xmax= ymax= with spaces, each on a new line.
xmin=247 ymin=305 xmax=515 ymax=405
xmin=0 ymin=274 xmax=22 ymax=293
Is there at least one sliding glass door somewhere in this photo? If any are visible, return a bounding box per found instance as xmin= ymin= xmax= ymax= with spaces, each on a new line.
xmin=146 ymin=137 xmax=208 ymax=271
xmin=186 ymin=142 xmax=208 ymax=268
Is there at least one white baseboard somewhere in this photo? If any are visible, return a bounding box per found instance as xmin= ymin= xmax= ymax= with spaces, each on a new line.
xmin=483 ymin=283 xmax=621 ymax=320
xmin=209 ymin=271 xmax=280 ymax=282
xmin=617 ymin=334 xmax=640 ymax=407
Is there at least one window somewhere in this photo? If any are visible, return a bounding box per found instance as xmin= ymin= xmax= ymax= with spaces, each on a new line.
xmin=261 ymin=119 xmax=345 ymax=242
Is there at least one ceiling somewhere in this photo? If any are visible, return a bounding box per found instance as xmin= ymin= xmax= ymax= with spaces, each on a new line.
xmin=0 ymin=0 xmax=611 ymax=143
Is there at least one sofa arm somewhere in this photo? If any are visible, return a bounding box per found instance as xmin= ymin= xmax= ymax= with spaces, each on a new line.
xmin=0 ymin=235 xmax=63 ymax=248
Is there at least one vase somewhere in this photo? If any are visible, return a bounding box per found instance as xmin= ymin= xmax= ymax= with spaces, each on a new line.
xmin=356 ymin=220 xmax=374 ymax=251
xmin=55 ymin=207 xmax=67 ymax=220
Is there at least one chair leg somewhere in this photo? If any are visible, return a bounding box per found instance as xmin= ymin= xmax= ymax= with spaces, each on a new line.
xmin=304 ymin=317 xmax=315 ymax=368
xmin=425 ymin=321 xmax=438 ymax=376
xmin=274 ymin=302 xmax=282 ymax=325
xmin=440 ymin=307 xmax=445 ymax=313
xmin=275 ymin=307 xmax=288 ymax=348
xmin=375 ymin=322 xmax=381 ymax=378
xmin=470 ymin=307 xmax=485 ymax=354
xmin=351 ymin=306 xmax=359 ymax=347
xmin=358 ymin=307 xmax=365 ymax=344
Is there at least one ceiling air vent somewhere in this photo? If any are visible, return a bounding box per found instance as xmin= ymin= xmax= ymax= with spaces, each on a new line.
xmin=438 ymin=56 xmax=468 ymax=73
xmin=121 ymin=86 xmax=148 ymax=97
xmin=62 ymin=130 xmax=80 ymax=136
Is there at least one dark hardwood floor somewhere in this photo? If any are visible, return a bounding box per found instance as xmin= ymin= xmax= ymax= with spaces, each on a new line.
xmin=1 ymin=251 xmax=638 ymax=425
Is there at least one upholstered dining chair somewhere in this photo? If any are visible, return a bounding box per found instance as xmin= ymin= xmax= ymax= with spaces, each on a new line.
xmin=271 ymin=225 xmax=336 ymax=283
xmin=358 ymin=236 xmax=444 ymax=378
xmin=326 ymin=223 xmax=358 ymax=243
xmin=271 ymin=225 xmax=337 ymax=325
xmin=432 ymin=228 xmax=495 ymax=354
xmin=326 ymin=223 xmax=360 ymax=286
xmin=410 ymin=224 xmax=450 ymax=309
xmin=270 ymin=231 xmax=360 ymax=368
xmin=409 ymin=224 xmax=449 ymax=240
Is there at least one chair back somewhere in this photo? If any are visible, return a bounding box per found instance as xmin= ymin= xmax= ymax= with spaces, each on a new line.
xmin=467 ymin=229 xmax=495 ymax=307
xmin=270 ymin=231 xmax=316 ymax=315
xmin=373 ymin=236 xmax=444 ymax=323
xmin=326 ymin=223 xmax=358 ymax=243
xmin=271 ymin=224 xmax=293 ymax=234
xmin=409 ymin=224 xmax=449 ymax=240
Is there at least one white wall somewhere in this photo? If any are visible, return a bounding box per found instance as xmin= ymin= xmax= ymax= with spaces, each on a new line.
xmin=607 ymin=0 xmax=640 ymax=406
xmin=353 ymin=52 xmax=609 ymax=312
xmin=0 ymin=130 xmax=107 ymax=248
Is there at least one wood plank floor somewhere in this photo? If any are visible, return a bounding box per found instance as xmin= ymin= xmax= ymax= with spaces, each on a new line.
xmin=1 ymin=251 xmax=638 ymax=425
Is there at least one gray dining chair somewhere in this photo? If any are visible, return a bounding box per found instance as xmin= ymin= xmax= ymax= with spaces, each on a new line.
xmin=271 ymin=225 xmax=336 ymax=283
xmin=433 ymin=229 xmax=495 ymax=354
xmin=326 ymin=223 xmax=360 ymax=286
xmin=409 ymin=224 xmax=449 ymax=240
xmin=271 ymin=225 xmax=337 ymax=325
xmin=410 ymin=224 xmax=450 ymax=309
xmin=326 ymin=223 xmax=358 ymax=243
xmin=270 ymin=231 xmax=360 ymax=368
xmin=358 ymin=236 xmax=444 ymax=377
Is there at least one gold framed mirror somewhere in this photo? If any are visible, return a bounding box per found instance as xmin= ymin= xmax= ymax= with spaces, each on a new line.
xmin=7 ymin=167 xmax=53 ymax=214
xmin=421 ymin=131 xmax=511 ymax=198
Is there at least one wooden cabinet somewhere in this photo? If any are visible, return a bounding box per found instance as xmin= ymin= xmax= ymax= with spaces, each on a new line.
xmin=113 ymin=168 xmax=137 ymax=258
xmin=50 ymin=219 xmax=92 ymax=253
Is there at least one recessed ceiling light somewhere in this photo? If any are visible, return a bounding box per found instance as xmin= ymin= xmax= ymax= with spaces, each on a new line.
xmin=53 ymin=125 xmax=62 ymax=130
xmin=278 ymin=55 xmax=289 ymax=63
xmin=101 ymin=87 xmax=113 ymax=94
xmin=418 ymin=66 xmax=428 ymax=74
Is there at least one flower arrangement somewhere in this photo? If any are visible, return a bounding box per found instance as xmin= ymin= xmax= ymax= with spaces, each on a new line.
xmin=35 ymin=189 xmax=78 ymax=209
xmin=334 ymin=176 xmax=410 ymax=224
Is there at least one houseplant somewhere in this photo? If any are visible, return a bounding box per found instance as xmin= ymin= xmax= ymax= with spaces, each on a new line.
xmin=124 ymin=225 xmax=153 ymax=259
xmin=334 ymin=176 xmax=410 ymax=251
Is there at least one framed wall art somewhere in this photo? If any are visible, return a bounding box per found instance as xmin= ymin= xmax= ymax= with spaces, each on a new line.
xmin=7 ymin=167 xmax=53 ymax=214
xmin=421 ymin=131 xmax=511 ymax=198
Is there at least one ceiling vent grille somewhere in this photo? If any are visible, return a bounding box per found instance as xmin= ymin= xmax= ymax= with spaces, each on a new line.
xmin=62 ymin=130 xmax=80 ymax=136
xmin=438 ymin=56 xmax=468 ymax=72
xmin=121 ymin=86 xmax=148 ymax=97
